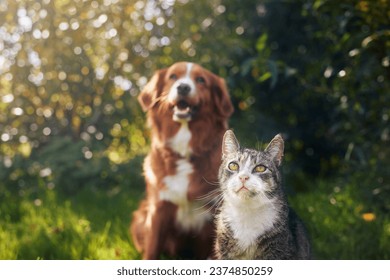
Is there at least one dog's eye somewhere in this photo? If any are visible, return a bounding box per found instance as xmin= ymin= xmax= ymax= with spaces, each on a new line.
xmin=169 ymin=74 xmax=178 ymax=80
xmin=228 ymin=162 xmax=239 ymax=171
xmin=195 ymin=77 xmax=206 ymax=84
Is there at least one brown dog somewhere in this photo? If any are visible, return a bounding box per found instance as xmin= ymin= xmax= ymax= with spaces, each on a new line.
xmin=131 ymin=62 xmax=233 ymax=259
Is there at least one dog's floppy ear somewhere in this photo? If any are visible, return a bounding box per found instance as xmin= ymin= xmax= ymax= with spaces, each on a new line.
xmin=211 ymin=75 xmax=234 ymax=119
xmin=138 ymin=68 xmax=167 ymax=112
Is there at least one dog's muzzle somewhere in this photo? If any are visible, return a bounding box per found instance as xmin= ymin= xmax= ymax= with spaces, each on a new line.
xmin=173 ymin=99 xmax=198 ymax=122
xmin=171 ymin=83 xmax=199 ymax=122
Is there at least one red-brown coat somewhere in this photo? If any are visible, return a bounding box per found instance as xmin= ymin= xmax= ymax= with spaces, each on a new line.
xmin=131 ymin=62 xmax=233 ymax=259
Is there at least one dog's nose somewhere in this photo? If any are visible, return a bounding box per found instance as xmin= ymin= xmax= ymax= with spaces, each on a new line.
xmin=177 ymin=83 xmax=191 ymax=96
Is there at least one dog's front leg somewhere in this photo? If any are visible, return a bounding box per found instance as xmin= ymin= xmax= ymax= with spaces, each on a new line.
xmin=143 ymin=200 xmax=176 ymax=259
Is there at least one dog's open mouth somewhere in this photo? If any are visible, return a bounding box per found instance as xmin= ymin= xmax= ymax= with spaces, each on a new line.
xmin=172 ymin=100 xmax=197 ymax=121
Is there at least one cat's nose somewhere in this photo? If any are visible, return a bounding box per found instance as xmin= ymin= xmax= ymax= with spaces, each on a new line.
xmin=239 ymin=175 xmax=249 ymax=182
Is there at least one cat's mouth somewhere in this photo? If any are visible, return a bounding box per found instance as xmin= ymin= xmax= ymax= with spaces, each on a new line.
xmin=237 ymin=186 xmax=250 ymax=192
xmin=234 ymin=185 xmax=258 ymax=199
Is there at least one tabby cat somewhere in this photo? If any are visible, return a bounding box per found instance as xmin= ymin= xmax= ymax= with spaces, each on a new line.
xmin=214 ymin=130 xmax=311 ymax=259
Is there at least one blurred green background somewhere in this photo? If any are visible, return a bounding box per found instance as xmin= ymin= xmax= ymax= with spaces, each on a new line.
xmin=0 ymin=0 xmax=389 ymax=259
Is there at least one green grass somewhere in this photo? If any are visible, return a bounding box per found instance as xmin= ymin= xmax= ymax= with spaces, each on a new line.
xmin=289 ymin=178 xmax=390 ymax=259
xmin=1 ymin=174 xmax=389 ymax=259
xmin=0 ymin=183 xmax=143 ymax=260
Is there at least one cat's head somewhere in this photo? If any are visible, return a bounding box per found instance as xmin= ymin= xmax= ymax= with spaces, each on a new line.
xmin=219 ymin=130 xmax=284 ymax=207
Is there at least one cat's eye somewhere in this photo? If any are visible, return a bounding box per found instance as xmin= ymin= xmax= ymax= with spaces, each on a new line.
xmin=254 ymin=165 xmax=267 ymax=173
xmin=228 ymin=162 xmax=239 ymax=171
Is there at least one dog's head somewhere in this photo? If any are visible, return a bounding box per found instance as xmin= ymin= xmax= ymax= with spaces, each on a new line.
xmin=138 ymin=62 xmax=233 ymax=122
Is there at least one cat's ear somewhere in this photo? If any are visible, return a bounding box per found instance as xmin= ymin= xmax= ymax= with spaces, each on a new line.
xmin=222 ymin=130 xmax=240 ymax=157
xmin=265 ymin=134 xmax=284 ymax=166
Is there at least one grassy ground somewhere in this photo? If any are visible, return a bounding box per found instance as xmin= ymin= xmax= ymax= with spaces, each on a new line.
xmin=0 ymin=173 xmax=389 ymax=259
xmin=0 ymin=182 xmax=143 ymax=259
xmin=290 ymin=177 xmax=390 ymax=259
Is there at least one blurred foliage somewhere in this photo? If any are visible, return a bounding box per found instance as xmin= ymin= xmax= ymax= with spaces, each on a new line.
xmin=0 ymin=0 xmax=389 ymax=258
xmin=247 ymin=0 xmax=390 ymax=181
xmin=1 ymin=0 xmax=388 ymax=186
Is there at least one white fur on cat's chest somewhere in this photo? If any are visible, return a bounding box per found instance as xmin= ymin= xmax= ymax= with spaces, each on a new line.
xmin=224 ymin=201 xmax=279 ymax=251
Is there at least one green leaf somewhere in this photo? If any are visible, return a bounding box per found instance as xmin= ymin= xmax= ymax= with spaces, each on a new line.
xmin=258 ymin=71 xmax=271 ymax=82
xmin=256 ymin=33 xmax=268 ymax=52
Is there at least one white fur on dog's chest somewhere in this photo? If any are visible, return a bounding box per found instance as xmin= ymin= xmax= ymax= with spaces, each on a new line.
xmin=161 ymin=158 xmax=193 ymax=206
xmin=160 ymin=157 xmax=211 ymax=232
xmin=159 ymin=123 xmax=211 ymax=231
xmin=168 ymin=123 xmax=192 ymax=157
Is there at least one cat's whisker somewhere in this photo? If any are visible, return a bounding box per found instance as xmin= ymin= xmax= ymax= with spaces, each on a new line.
xmin=196 ymin=188 xmax=222 ymax=201
xmin=202 ymin=176 xmax=220 ymax=186
xmin=194 ymin=193 xmax=224 ymax=215
xmin=197 ymin=193 xmax=223 ymax=210
xmin=214 ymin=195 xmax=224 ymax=210
xmin=199 ymin=187 xmax=221 ymax=196
xmin=198 ymin=195 xmax=220 ymax=208
xmin=257 ymin=189 xmax=275 ymax=204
